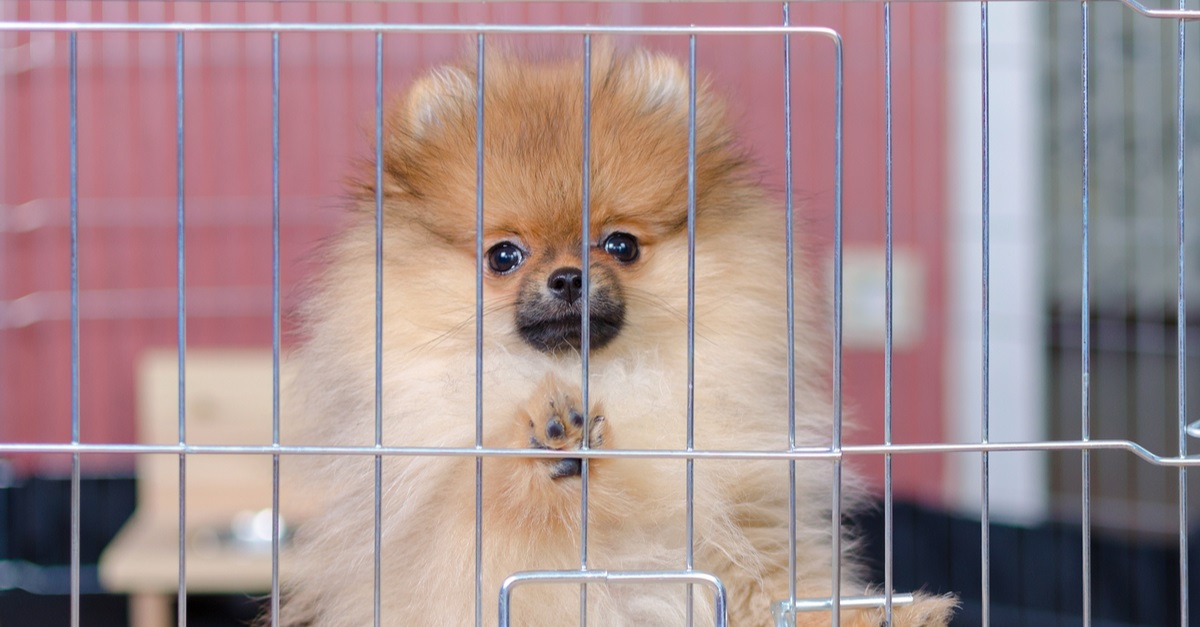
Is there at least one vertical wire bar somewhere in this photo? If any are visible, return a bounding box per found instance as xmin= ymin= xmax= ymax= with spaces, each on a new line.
xmin=68 ymin=30 xmax=81 ymax=627
xmin=782 ymin=4 xmax=798 ymax=627
xmin=579 ymin=33 xmax=593 ymax=627
xmin=270 ymin=30 xmax=282 ymax=627
xmin=474 ymin=32 xmax=486 ymax=627
xmin=1176 ymin=3 xmax=1188 ymax=625
xmin=979 ymin=3 xmax=991 ymax=626
xmin=882 ymin=4 xmax=895 ymax=625
xmin=174 ymin=30 xmax=188 ymax=627
xmin=1080 ymin=2 xmax=1092 ymax=623
xmin=373 ymin=30 xmax=385 ymax=627
xmin=685 ymin=34 xmax=698 ymax=627
xmin=831 ymin=33 xmax=845 ymax=627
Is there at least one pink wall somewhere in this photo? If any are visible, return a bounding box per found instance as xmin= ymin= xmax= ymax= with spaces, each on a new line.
xmin=2 ymin=1 xmax=947 ymax=505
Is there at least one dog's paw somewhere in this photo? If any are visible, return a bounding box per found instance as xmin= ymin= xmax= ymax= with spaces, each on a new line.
xmin=523 ymin=377 xmax=606 ymax=479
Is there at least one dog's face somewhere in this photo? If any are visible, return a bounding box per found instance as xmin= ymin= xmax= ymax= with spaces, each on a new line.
xmin=360 ymin=48 xmax=753 ymax=356
xmin=493 ymin=233 xmax=630 ymax=353
xmin=475 ymin=186 xmax=677 ymax=355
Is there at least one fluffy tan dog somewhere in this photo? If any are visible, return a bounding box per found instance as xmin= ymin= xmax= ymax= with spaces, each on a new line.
xmin=279 ymin=47 xmax=955 ymax=627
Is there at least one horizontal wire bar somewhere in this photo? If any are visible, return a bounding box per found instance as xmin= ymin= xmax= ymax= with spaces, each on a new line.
xmin=1 ymin=286 xmax=283 ymax=329
xmin=774 ymin=593 xmax=916 ymax=613
xmin=499 ymin=569 xmax=727 ymax=627
xmin=6 ymin=439 xmax=1200 ymax=464
xmin=0 ymin=21 xmax=843 ymax=35
xmin=0 ymin=0 xmax=1193 ymax=15
xmin=501 ymin=569 xmax=727 ymax=587
xmin=1116 ymin=0 xmax=1200 ymax=20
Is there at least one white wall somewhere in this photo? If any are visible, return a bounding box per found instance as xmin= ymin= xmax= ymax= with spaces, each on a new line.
xmin=945 ymin=1 xmax=1049 ymax=525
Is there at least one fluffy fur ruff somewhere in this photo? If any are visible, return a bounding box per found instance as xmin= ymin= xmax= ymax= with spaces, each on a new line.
xmin=277 ymin=47 xmax=955 ymax=627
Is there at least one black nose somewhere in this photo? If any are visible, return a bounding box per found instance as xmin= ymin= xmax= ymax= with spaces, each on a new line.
xmin=547 ymin=267 xmax=583 ymax=304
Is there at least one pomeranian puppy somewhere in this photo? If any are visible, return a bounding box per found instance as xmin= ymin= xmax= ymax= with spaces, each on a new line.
xmin=278 ymin=46 xmax=955 ymax=627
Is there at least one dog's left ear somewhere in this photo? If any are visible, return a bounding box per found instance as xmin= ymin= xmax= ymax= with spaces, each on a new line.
xmin=404 ymin=65 xmax=475 ymax=135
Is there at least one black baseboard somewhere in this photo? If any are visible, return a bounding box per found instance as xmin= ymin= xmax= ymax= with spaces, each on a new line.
xmin=0 ymin=476 xmax=1193 ymax=626
xmin=855 ymin=501 xmax=1190 ymax=626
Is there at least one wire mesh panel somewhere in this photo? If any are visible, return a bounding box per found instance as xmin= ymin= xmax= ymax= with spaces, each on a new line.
xmin=1045 ymin=0 xmax=1200 ymax=540
xmin=0 ymin=1 xmax=1197 ymax=627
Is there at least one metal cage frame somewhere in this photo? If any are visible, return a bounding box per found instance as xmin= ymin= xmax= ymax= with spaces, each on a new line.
xmin=2 ymin=1 xmax=1198 ymax=625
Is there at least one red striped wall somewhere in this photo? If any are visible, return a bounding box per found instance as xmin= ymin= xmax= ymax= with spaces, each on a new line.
xmin=1 ymin=1 xmax=947 ymax=505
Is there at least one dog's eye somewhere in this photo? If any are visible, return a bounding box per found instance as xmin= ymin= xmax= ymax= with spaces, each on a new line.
xmin=602 ymin=232 xmax=639 ymax=263
xmin=487 ymin=242 xmax=525 ymax=274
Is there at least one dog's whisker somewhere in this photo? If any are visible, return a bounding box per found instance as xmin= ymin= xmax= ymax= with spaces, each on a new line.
xmin=404 ymin=302 xmax=513 ymax=356
xmin=622 ymin=289 xmax=719 ymax=344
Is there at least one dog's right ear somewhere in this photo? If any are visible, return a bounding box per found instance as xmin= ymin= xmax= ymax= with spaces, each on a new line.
xmin=404 ymin=66 xmax=475 ymax=135
xmin=628 ymin=50 xmax=689 ymax=114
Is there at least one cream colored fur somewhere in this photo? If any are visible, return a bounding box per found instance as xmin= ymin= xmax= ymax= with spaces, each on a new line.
xmin=278 ymin=48 xmax=955 ymax=627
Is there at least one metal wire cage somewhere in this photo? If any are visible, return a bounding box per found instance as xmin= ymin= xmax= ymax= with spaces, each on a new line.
xmin=0 ymin=1 xmax=1198 ymax=626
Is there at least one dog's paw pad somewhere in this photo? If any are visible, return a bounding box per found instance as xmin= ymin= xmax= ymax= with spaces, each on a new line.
xmin=526 ymin=387 xmax=605 ymax=479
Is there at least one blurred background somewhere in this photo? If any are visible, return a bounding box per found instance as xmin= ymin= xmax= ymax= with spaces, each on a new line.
xmin=1 ymin=1 xmax=1198 ymax=625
